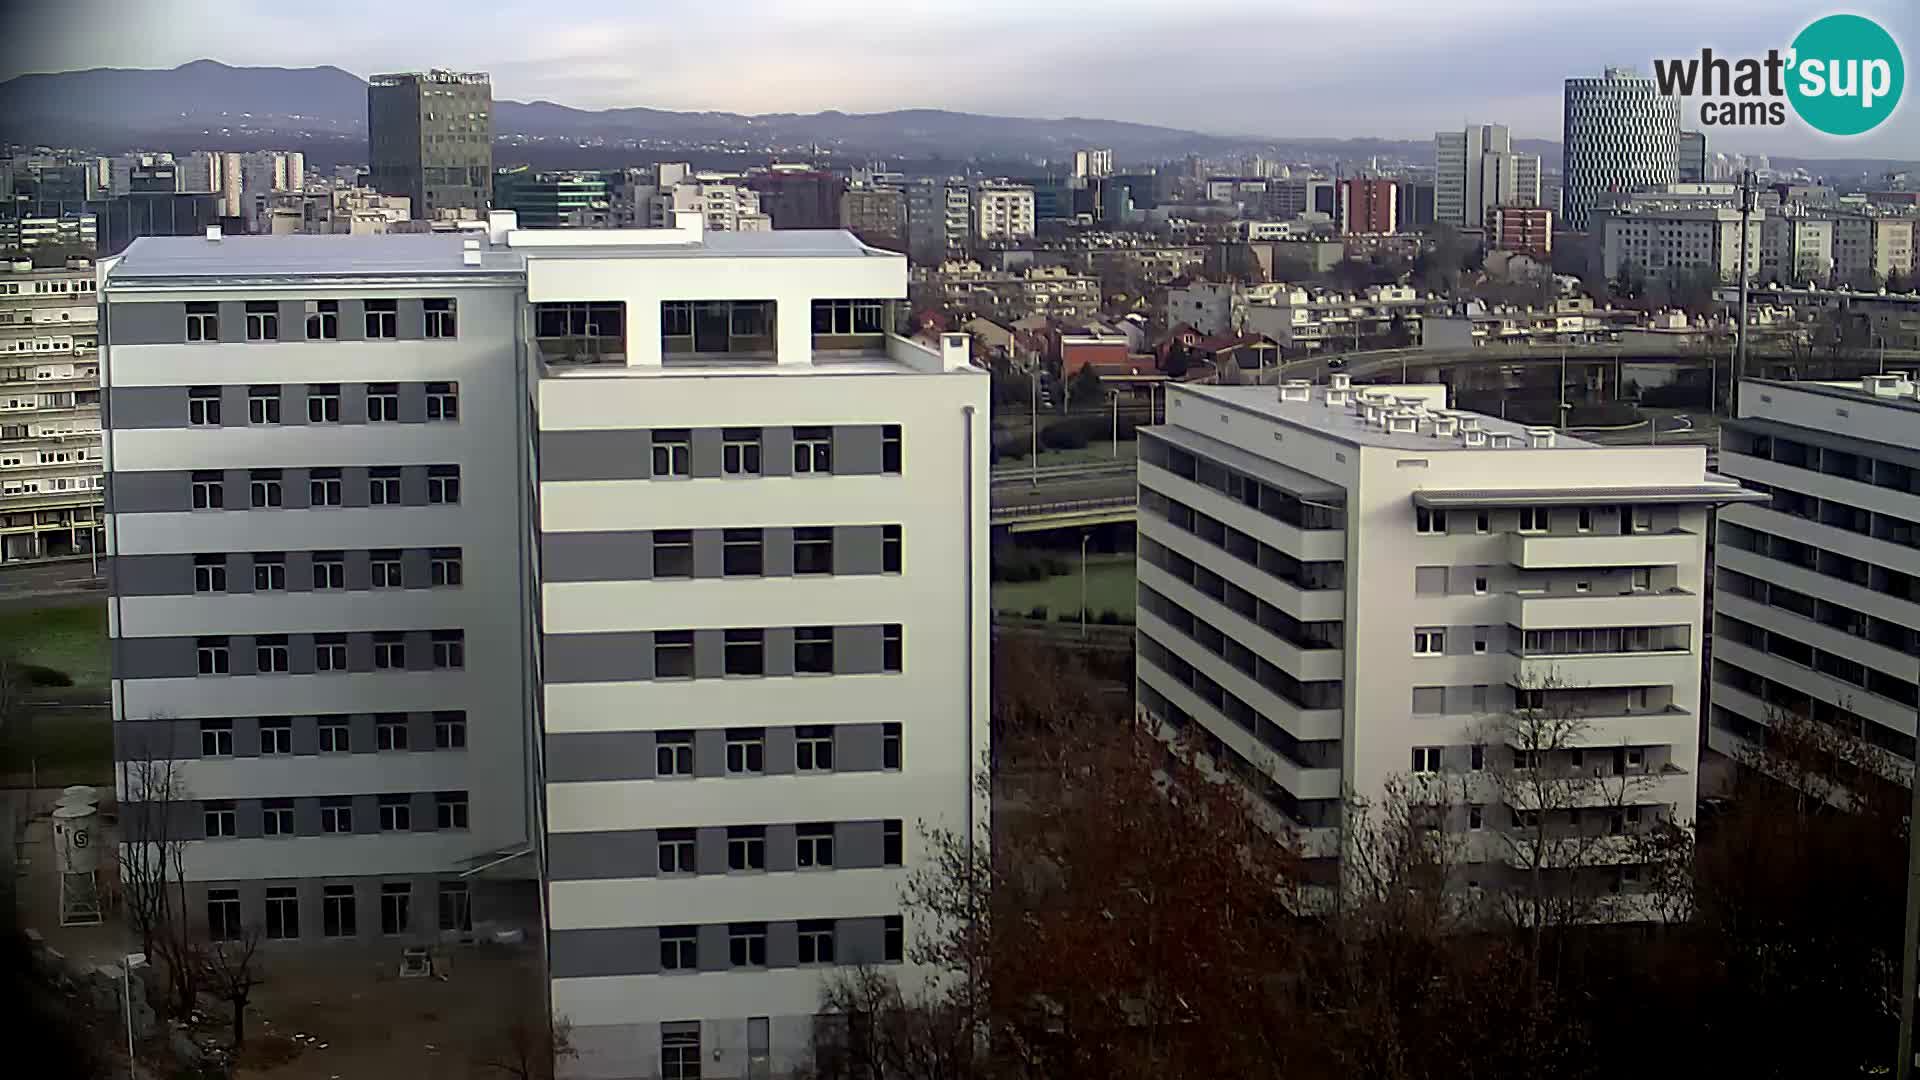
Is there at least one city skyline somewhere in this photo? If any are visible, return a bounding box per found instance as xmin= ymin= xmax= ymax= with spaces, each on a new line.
xmin=2 ymin=0 xmax=1913 ymax=159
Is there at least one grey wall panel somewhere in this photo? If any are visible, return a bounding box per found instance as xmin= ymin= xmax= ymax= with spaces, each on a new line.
xmin=544 ymin=632 xmax=652 ymax=684
xmin=838 ymin=916 xmax=888 ymax=965
xmin=351 ymin=795 xmax=380 ymax=835
xmin=764 ymin=726 xmax=796 ymax=774
xmin=761 ymin=427 xmax=793 ymax=477
xmin=692 ymin=729 xmax=726 ymax=779
xmin=541 ymin=532 xmax=649 ymax=582
xmin=412 ymin=792 xmax=438 ymax=832
xmin=697 ymin=924 xmax=729 ymax=972
xmin=539 ymin=430 xmax=653 ymax=482
xmin=121 ymin=800 xmax=203 ymax=842
xmin=398 ymin=299 xmax=427 ymax=340
xmin=835 ymin=425 xmax=884 ymax=475
xmin=764 ymin=627 xmax=795 ymax=677
xmin=339 ymin=383 xmax=368 ymax=424
xmin=341 ymin=467 xmax=370 ymax=508
xmin=766 ymin=921 xmax=799 ymax=968
xmin=278 ymin=301 xmax=305 ymax=339
xmin=290 ymin=714 xmax=319 ymax=755
xmin=343 ymin=549 xmax=372 ymax=591
xmin=403 ymin=630 xmax=434 ymax=672
xmin=839 ymin=723 xmax=885 ymax=772
xmin=336 ymin=300 xmax=365 ymax=342
xmin=234 ymin=798 xmax=263 ymax=839
xmin=116 ymin=636 xmax=197 ymax=680
xmin=106 ymin=302 xmax=184 ymax=345
xmin=222 ymin=470 xmax=249 ymax=511
xmin=114 ymin=719 xmax=198 ymax=761
xmin=691 ymin=530 xmax=724 ymax=579
xmin=219 ymin=385 xmax=248 ymax=427
xmin=228 ymin=635 xmax=258 ymax=676
xmin=401 ymin=548 xmax=432 ymax=590
xmin=349 ymin=714 xmax=377 ymax=754
xmin=346 ymin=632 xmax=375 ymax=673
xmin=762 ymin=528 xmax=794 ymax=576
xmin=106 ymin=387 xmax=188 ymax=429
xmin=400 ymin=466 xmax=429 ymax=506
xmin=836 ymin=821 xmax=885 ymax=869
xmin=693 ymin=629 xmax=724 ymax=680
xmin=834 ymin=526 xmax=884 ymax=575
xmin=547 ymin=731 xmax=656 ymax=782
xmin=695 ymin=827 xmax=726 ymax=876
xmin=224 ymin=554 xmax=252 ymax=594
xmin=108 ymin=471 xmax=189 ymax=514
xmin=690 ymin=428 xmax=724 ymax=478
xmin=294 ymin=797 xmax=322 ymax=837
xmin=408 ymin=713 xmax=436 ymax=753
xmin=216 ymin=302 xmax=246 ymax=343
xmin=287 ymin=633 xmax=316 ymax=675
xmin=835 ymin=625 xmax=885 ymax=675
xmin=548 ymin=830 xmax=654 ymax=881
xmin=398 ymin=382 xmax=428 ymax=423
xmin=113 ymin=554 xmax=189 ymax=596
xmin=233 ymin=717 xmax=260 ymax=757
xmin=551 ymin=927 xmax=658 ymax=978
xmin=765 ymin=823 xmax=797 ymax=873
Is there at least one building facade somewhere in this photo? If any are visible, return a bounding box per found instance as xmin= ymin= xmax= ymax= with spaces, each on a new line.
xmin=1562 ymin=68 xmax=1680 ymax=232
xmin=102 ymin=216 xmax=988 ymax=1080
xmin=1595 ymin=202 xmax=1763 ymax=283
xmin=1435 ymin=124 xmax=1541 ymax=229
xmin=1491 ymin=205 xmax=1554 ymax=259
xmin=1710 ymin=375 xmax=1920 ymax=778
xmin=906 ymin=177 xmax=971 ymax=265
xmin=1 ymin=257 xmax=102 ymax=561
xmin=1337 ymin=178 xmax=1398 ymax=236
xmin=368 ymin=70 xmax=494 ymax=219
xmin=973 ymin=182 xmax=1036 ymax=244
xmin=839 ymin=186 xmax=906 ymax=252
xmin=1135 ymin=377 xmax=1759 ymax=905
xmin=1678 ymin=130 xmax=1707 ymax=183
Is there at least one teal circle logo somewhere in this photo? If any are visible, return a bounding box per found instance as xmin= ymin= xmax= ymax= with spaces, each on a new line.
xmin=1787 ymin=14 xmax=1904 ymax=135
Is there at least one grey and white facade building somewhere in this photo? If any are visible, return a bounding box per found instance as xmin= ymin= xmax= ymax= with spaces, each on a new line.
xmin=1 ymin=256 xmax=103 ymax=561
xmin=1561 ymin=67 xmax=1680 ymax=232
xmin=102 ymin=214 xmax=989 ymax=1079
xmin=1711 ymin=375 xmax=1920 ymax=776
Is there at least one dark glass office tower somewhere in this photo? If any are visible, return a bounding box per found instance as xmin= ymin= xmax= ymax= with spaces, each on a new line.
xmin=367 ymin=71 xmax=493 ymax=219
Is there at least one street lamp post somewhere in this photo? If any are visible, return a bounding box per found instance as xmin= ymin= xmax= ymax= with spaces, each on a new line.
xmin=1029 ymin=361 xmax=1039 ymax=488
xmin=1080 ymin=531 xmax=1092 ymax=640
xmin=1110 ymin=390 xmax=1120 ymax=457
xmin=121 ymin=952 xmax=147 ymax=1080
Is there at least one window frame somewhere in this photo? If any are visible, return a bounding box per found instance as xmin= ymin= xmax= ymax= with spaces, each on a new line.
xmin=364 ymin=299 xmax=399 ymax=339
xmin=795 ymin=725 xmax=834 ymax=772
xmin=435 ymin=712 xmax=468 ymax=749
xmin=425 ymin=381 xmax=459 ymax=421
xmin=652 ymin=530 xmax=693 ymax=578
xmin=727 ymin=825 xmax=767 ymax=872
xmin=431 ymin=630 xmax=465 ymax=670
xmin=375 ymin=714 xmax=409 ymax=751
xmin=318 ymin=716 xmax=350 ymax=751
xmin=306 ymin=384 xmax=341 ymax=423
xmin=193 ymin=554 xmax=227 ymax=593
xmin=651 ymin=429 xmax=691 ymax=478
xmin=435 ymin=791 xmax=469 ymax=830
xmin=424 ymin=298 xmax=457 ymax=338
xmin=722 ymin=427 xmax=762 ymax=476
xmin=377 ymin=796 xmax=413 ymax=832
xmin=187 ymin=386 xmax=222 ymax=426
xmin=258 ymin=717 xmax=293 ymax=753
xmin=793 ymin=426 xmax=833 ymax=474
xmin=796 ymin=823 xmax=835 ymax=869
xmin=797 ymin=920 xmax=836 ymax=965
xmin=304 ymin=300 xmax=339 ymax=341
xmin=793 ymin=527 xmax=834 ymax=575
xmin=206 ymin=888 xmax=242 ymax=941
xmin=655 ymin=731 xmax=695 ymax=777
xmin=724 ymin=628 xmax=765 ymax=677
xmin=660 ymin=926 xmax=698 ymax=971
xmin=654 ymin=630 xmax=694 ymax=679
xmin=726 ymin=728 xmax=765 ymax=775
xmin=244 ymin=301 xmax=279 ymax=342
xmin=1413 ymin=628 xmax=1445 ymax=656
xmin=200 ymin=719 xmax=233 ymax=757
xmin=657 ymin=830 xmax=696 ymax=875
xmin=426 ymin=465 xmax=461 ymax=504
xmin=366 ymin=382 xmax=400 ymax=423
xmin=1411 ymin=746 xmax=1443 ymax=774
xmin=246 ymin=385 xmax=281 ymax=424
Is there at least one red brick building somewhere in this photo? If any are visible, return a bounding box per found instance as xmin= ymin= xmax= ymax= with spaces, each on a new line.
xmin=1491 ymin=204 xmax=1554 ymax=258
xmin=1337 ymin=178 xmax=1398 ymax=235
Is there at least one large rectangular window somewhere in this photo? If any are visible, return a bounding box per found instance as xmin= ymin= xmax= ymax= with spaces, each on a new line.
xmin=653 ymin=530 xmax=693 ymax=578
xmin=662 ymin=300 xmax=775 ymax=356
xmin=322 ymin=885 xmax=356 ymax=937
xmin=534 ymin=302 xmax=626 ymax=364
xmin=364 ymin=299 xmax=398 ymax=339
xmin=811 ymin=299 xmax=886 ymax=336
xmin=207 ymin=889 xmax=242 ymax=941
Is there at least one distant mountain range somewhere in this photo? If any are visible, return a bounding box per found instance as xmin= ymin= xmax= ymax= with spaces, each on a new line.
xmin=2 ymin=60 xmax=1912 ymax=178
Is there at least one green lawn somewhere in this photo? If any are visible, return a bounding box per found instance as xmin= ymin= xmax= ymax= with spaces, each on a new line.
xmin=992 ymin=554 xmax=1137 ymax=620
xmin=0 ymin=707 xmax=112 ymax=786
xmin=0 ymin=601 xmax=109 ymax=691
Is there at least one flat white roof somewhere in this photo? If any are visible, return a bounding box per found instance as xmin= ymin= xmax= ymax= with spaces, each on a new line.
xmin=109 ymin=233 xmax=521 ymax=280
xmin=1180 ymin=383 xmax=1603 ymax=452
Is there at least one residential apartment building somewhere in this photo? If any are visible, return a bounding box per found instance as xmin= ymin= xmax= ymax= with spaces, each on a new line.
xmin=839 ymin=185 xmax=906 ymax=252
xmin=1711 ymin=375 xmax=1920 ymax=777
xmin=368 ymin=70 xmax=494 ymax=219
xmin=1562 ymin=67 xmax=1680 ymax=232
xmin=1832 ymin=215 xmax=1915 ymax=286
xmin=1135 ymin=376 xmax=1760 ymax=902
xmin=1594 ymin=202 xmax=1763 ymax=283
xmin=1240 ymin=284 xmax=1445 ymax=353
xmin=1491 ymin=205 xmax=1554 ymax=258
xmin=906 ymin=177 xmax=970 ymax=265
xmin=1337 ymin=178 xmax=1399 ymax=236
xmin=973 ymin=182 xmax=1036 ymax=244
xmin=101 ymin=214 xmax=988 ymax=1079
xmin=656 ymin=174 xmax=771 ymax=233
xmin=1 ymin=257 xmax=102 ymax=561
xmin=1435 ymin=124 xmax=1541 ymax=229
xmin=1073 ymin=148 xmax=1115 ymax=179
xmin=1759 ymin=214 xmax=1836 ymax=285
xmin=911 ymin=261 xmax=1101 ymax=322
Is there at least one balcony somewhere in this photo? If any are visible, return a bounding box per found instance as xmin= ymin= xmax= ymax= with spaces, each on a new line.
xmin=1507 ymin=589 xmax=1700 ymax=630
xmin=1510 ymin=648 xmax=1695 ymax=690
xmin=1501 ymin=706 xmax=1694 ymax=749
xmin=1507 ymin=529 xmax=1698 ymax=569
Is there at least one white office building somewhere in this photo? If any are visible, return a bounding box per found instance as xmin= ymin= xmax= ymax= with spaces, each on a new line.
xmin=1 ymin=257 xmax=103 ymax=562
xmin=1711 ymin=375 xmax=1920 ymax=777
xmin=101 ymin=213 xmax=988 ymax=1079
xmin=973 ymin=182 xmax=1035 ymax=244
xmin=1595 ymin=201 xmax=1764 ymax=283
xmin=1562 ymin=67 xmax=1680 ymax=232
xmin=1134 ymin=377 xmax=1759 ymax=901
xmin=1435 ymin=124 xmax=1541 ymax=229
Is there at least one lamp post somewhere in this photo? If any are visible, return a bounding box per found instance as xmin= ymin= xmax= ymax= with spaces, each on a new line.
xmin=1029 ymin=360 xmax=1039 ymax=487
xmin=1110 ymin=390 xmax=1120 ymax=457
xmin=1080 ymin=531 xmax=1092 ymax=639
xmin=121 ymin=952 xmax=147 ymax=1080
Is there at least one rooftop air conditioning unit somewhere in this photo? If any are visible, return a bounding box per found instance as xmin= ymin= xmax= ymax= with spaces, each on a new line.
xmin=1388 ymin=409 xmax=1420 ymax=434
xmin=1462 ymin=428 xmax=1488 ymax=447
xmin=1433 ymin=416 xmax=1460 ymax=437
xmin=1279 ymin=379 xmax=1311 ymax=402
xmin=1525 ymin=426 xmax=1557 ymax=448
xmin=1329 ymin=372 xmax=1352 ymax=391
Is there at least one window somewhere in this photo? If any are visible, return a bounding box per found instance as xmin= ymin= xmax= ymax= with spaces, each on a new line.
xmin=883 ymin=624 xmax=903 ymax=673
xmin=365 ymin=299 xmax=398 ymax=338
xmin=796 ymin=725 xmax=834 ymax=771
xmin=722 ymin=428 xmax=761 ymax=475
xmin=881 ymin=423 xmax=903 ymax=473
xmin=252 ymin=553 xmax=286 ymax=591
xmin=729 ymin=923 xmax=767 ymax=967
xmin=207 ymin=889 xmax=241 ymax=941
xmin=259 ymin=716 xmax=292 ymax=753
xmin=245 ymin=301 xmax=278 ymax=341
xmin=367 ymin=383 xmax=399 ymax=422
xmin=1469 ymin=805 xmax=1484 ymax=831
xmin=726 ymin=728 xmax=765 ymax=774
xmin=883 ymin=723 xmax=902 ymax=770
xmin=812 ymin=299 xmax=887 ymax=335
xmin=1411 ymin=746 xmax=1442 ymax=774
xmin=658 ymin=829 xmax=696 ymax=874
xmin=424 ymin=298 xmax=457 ymax=338
xmin=322 ymin=884 xmax=356 ymax=937
xmin=794 ymin=528 xmax=833 ymax=575
xmin=1575 ymin=580 xmax=1591 ymax=594
xmin=312 ymin=551 xmax=345 ymax=590
xmin=307 ymin=384 xmax=340 ymax=423
xmin=1475 ymin=511 xmax=1490 ymax=534
xmin=654 ymin=631 xmax=694 ymax=679
xmin=656 ymin=731 xmax=694 ymax=776
xmin=883 ymin=914 xmax=906 ymax=963
xmin=721 ymin=529 xmax=763 ymax=576
xmin=431 ymin=630 xmax=465 ymax=670
xmin=661 ymin=1026 xmax=701 ymax=1080
xmin=185 ymin=302 xmax=218 ymax=342
xmin=263 ymin=798 xmax=295 ymax=836
xmin=426 ymin=381 xmax=458 ymax=420
xmin=196 ymin=636 xmax=230 ymax=675
xmin=309 ymin=468 xmax=343 ymax=506
xmin=1631 ymin=569 xmax=1651 ymax=592
xmin=1577 ymin=507 xmax=1593 ymax=532
xmin=378 ymin=796 xmax=412 ymax=832
xmin=426 ymin=711 xmax=465 ymax=749
xmin=797 ymin=823 xmax=835 ymax=868
xmin=653 ymin=530 xmax=693 ymax=578
xmin=796 ymin=626 xmax=834 ymax=673
xmin=320 ymin=799 xmax=353 ymax=834
xmin=1473 ymin=632 xmax=1488 ymax=656
xmin=794 ymin=426 xmax=832 ymax=473
xmin=380 ymin=882 xmax=411 ymax=934
xmin=305 ymin=300 xmax=339 ymax=340
xmin=188 ymin=386 xmax=221 ymax=426
xmin=369 ymin=467 xmax=401 ymax=505
xmin=373 ymin=634 xmax=406 ymax=670
xmin=883 ymin=525 xmax=901 ymax=573
xmin=200 ymin=719 xmax=233 ymax=757
xmin=376 ymin=714 xmax=409 ymax=752
xmin=249 ymin=469 xmax=283 ymax=508
xmin=1627 ymin=747 xmax=1645 ymax=769
xmin=204 ymin=801 xmax=237 ymax=838
xmin=651 ymin=429 xmax=690 ymax=477
xmin=438 ymin=882 xmax=472 ymax=933
xmin=728 ymin=826 xmax=766 ymax=871
xmin=660 ymin=927 xmax=697 ymax=971
xmin=1413 ymin=628 xmax=1445 ymax=656
xmin=318 ymin=716 xmax=349 ymax=751
xmin=194 ymin=554 xmax=227 ymax=593
xmin=427 ymin=465 xmax=460 ymax=504
xmin=430 ymin=548 xmax=463 ymax=587
xmin=884 ymin=819 xmax=904 ymax=865
xmin=265 ymin=887 xmax=299 ymax=939
xmin=1415 ymin=506 xmax=1446 ymax=535
xmin=436 ymin=791 xmax=469 ymax=830
xmin=725 ymin=629 xmax=764 ymax=676
xmin=1518 ymin=507 xmax=1549 ymax=533
xmin=1474 ymin=575 xmax=1489 ymax=595
xmin=191 ymin=471 xmax=224 ymax=509
xmin=798 ymin=920 xmax=835 ymax=965
xmin=247 ymin=385 xmax=281 ymax=424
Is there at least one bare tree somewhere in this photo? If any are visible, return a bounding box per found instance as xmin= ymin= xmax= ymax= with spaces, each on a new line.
xmin=115 ymin=729 xmax=200 ymax=1014
xmin=198 ymin=925 xmax=265 ymax=1051
xmin=806 ymin=967 xmax=978 ymax=1080
xmin=477 ymin=992 xmax=578 ymax=1080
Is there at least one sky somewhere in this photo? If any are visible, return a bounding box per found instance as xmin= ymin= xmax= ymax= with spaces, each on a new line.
xmin=2 ymin=0 xmax=1915 ymax=158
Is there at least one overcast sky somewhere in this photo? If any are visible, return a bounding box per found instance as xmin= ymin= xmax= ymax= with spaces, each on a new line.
xmin=2 ymin=0 xmax=1914 ymax=158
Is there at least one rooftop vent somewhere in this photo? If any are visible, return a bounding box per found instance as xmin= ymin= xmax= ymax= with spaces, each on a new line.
xmin=204 ymin=225 xmax=222 ymax=242
xmin=1462 ymin=428 xmax=1488 ymax=447
xmin=462 ymin=248 xmax=482 ymax=266
xmin=1432 ymin=415 xmax=1459 ymax=437
xmin=1388 ymin=409 xmax=1420 ymax=434
xmin=1325 ymin=387 xmax=1351 ymax=407
xmin=1278 ymin=379 xmax=1311 ymax=403
xmin=1329 ymin=372 xmax=1352 ymax=391
xmin=1489 ymin=432 xmax=1520 ymax=448
xmin=1459 ymin=417 xmax=1482 ymax=434
xmin=1863 ymin=373 xmax=1904 ymax=397
xmin=1525 ymin=426 xmax=1557 ymax=449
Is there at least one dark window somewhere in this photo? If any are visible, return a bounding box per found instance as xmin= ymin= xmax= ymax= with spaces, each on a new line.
xmin=193 ymin=554 xmax=227 ymax=593
xmin=727 ymin=825 xmax=766 ymax=871
xmin=796 ymin=725 xmax=834 ymax=771
xmin=729 ymin=922 xmax=768 ymax=967
xmin=380 ymin=882 xmax=411 ymax=933
xmin=435 ymin=711 xmax=467 ymax=749
xmin=373 ymin=633 xmax=405 ymax=670
xmin=200 ymin=719 xmax=233 ymax=756
xmin=726 ymin=728 xmax=765 ymax=774
xmin=252 ymin=552 xmax=286 ymax=591
xmin=245 ymin=301 xmax=279 ymax=341
xmin=318 ymin=716 xmax=349 ymax=751
xmin=185 ymin=302 xmax=218 ymax=342
xmin=882 ymin=424 xmax=902 ymax=473
xmin=658 ymin=829 xmax=695 ymax=874
xmin=424 ymin=298 xmax=457 ymax=338
xmin=426 ymin=382 xmax=458 ymax=420
xmin=188 ymin=386 xmax=221 ymax=426
xmin=656 ymin=731 xmax=694 ymax=775
xmin=369 ymin=467 xmax=401 ymax=505
xmin=320 ymin=799 xmax=352 ymax=834
xmin=432 ymin=630 xmax=465 ymax=669
xmin=654 ymin=631 xmax=694 ymax=679
xmin=725 ymin=629 xmax=765 ymax=676
xmin=365 ymin=299 xmax=398 ymax=338
xmin=247 ymin=385 xmax=280 ymax=424
xmin=309 ymin=467 xmax=342 ymax=506
xmin=794 ymin=426 xmax=832 ymax=473
xmin=265 ymin=887 xmax=299 ymax=939
xmin=307 ymin=383 xmax=340 ymax=422
xmin=431 ymin=548 xmax=463 ymax=586
xmin=378 ymin=796 xmax=412 ymax=832
xmin=794 ymin=528 xmax=833 ymax=574
xmin=196 ymin=636 xmax=230 ymax=675
xmin=206 ymin=889 xmax=241 ymax=940
xmin=248 ymin=469 xmax=282 ymax=508
xmin=884 ymin=915 xmax=904 ymax=962
xmin=883 ymin=524 xmax=901 ymax=573
xmin=367 ymin=383 xmax=399 ymax=422
xmin=662 ymin=1026 xmax=700 ymax=1080
xmin=797 ymin=823 xmax=835 ymax=868
xmin=258 ymin=716 xmax=292 ymax=752
xmin=722 ymin=428 xmax=761 ymax=475
xmin=322 ymin=884 xmax=356 ymax=936
xmin=312 ymin=551 xmax=345 ymax=589
xmin=305 ymin=300 xmax=339 ymax=340
xmin=191 ymin=471 xmax=224 ymax=509
xmin=653 ymin=530 xmax=693 ymax=578
xmin=884 ymin=624 xmax=903 ymax=672
xmin=882 ymin=723 xmax=901 ymax=770
xmin=204 ymin=801 xmax=236 ymax=837
xmin=316 ymin=634 xmax=347 ymax=671
xmin=796 ymin=626 xmax=834 ymax=673
xmin=438 ymin=882 xmax=472 ymax=932
xmin=652 ymin=429 xmax=690 ymax=477
xmin=723 ymin=529 xmax=763 ymax=576
xmin=427 ymin=465 xmax=460 ymax=504
xmin=370 ymin=550 xmax=402 ymax=588
xmin=262 ymin=798 xmax=294 ymax=836
xmin=797 ymin=920 xmax=835 ymax=964
xmin=660 ymin=926 xmax=697 ymax=970
xmin=884 ymin=819 xmax=904 ymax=865
xmin=435 ymin=791 xmax=469 ymax=829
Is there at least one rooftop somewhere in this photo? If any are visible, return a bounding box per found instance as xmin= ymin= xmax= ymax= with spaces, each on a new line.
xmin=109 ymin=233 xmax=522 ymax=282
xmin=1181 ymin=382 xmax=1604 ymax=452
xmin=1748 ymin=375 xmax=1920 ymax=413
